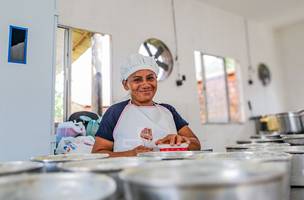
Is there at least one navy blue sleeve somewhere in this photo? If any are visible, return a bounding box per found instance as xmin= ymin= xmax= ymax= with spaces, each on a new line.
xmin=160 ymin=103 xmax=189 ymax=131
xmin=95 ymin=100 xmax=129 ymax=142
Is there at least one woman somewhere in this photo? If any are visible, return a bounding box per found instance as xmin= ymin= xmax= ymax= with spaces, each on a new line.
xmin=92 ymin=54 xmax=201 ymax=156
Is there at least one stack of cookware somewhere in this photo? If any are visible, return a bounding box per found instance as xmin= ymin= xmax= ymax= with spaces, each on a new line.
xmin=0 ymin=148 xmax=290 ymax=200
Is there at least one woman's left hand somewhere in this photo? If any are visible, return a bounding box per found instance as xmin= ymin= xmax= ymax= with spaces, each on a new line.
xmin=155 ymin=134 xmax=190 ymax=146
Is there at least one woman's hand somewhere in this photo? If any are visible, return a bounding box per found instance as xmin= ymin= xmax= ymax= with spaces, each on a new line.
xmin=155 ymin=134 xmax=190 ymax=146
xmin=129 ymin=145 xmax=153 ymax=156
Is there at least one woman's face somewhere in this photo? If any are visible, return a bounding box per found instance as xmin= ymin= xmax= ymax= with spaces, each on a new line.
xmin=123 ymin=69 xmax=157 ymax=105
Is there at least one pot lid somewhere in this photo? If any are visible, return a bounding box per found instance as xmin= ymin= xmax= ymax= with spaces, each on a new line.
xmin=282 ymin=134 xmax=304 ymax=140
xmin=194 ymin=151 xmax=291 ymax=162
xmin=137 ymin=151 xmax=204 ymax=160
xmin=59 ymin=157 xmax=160 ymax=172
xmin=31 ymin=153 xmax=109 ymax=163
xmin=263 ymin=146 xmax=304 ymax=154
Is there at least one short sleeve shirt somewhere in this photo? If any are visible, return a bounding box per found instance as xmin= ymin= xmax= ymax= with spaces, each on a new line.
xmin=95 ymin=100 xmax=188 ymax=142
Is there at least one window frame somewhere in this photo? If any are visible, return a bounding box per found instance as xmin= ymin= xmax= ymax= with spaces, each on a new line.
xmin=56 ymin=25 xmax=112 ymax=122
xmin=196 ymin=52 xmax=243 ymax=124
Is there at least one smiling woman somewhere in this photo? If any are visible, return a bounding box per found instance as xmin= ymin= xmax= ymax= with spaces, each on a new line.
xmin=92 ymin=54 xmax=201 ymax=157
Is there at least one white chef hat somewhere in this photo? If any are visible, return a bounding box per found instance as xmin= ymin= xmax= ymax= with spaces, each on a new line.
xmin=120 ymin=54 xmax=159 ymax=80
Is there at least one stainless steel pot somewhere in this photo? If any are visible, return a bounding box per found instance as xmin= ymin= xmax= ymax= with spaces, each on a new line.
xmin=260 ymin=146 xmax=304 ymax=200
xmin=259 ymin=146 xmax=304 ymax=186
xmin=0 ymin=173 xmax=116 ymax=200
xmin=193 ymin=151 xmax=291 ymax=200
xmin=0 ymin=161 xmax=43 ymax=176
xmin=31 ymin=153 xmax=109 ymax=172
xmin=120 ymin=160 xmax=285 ymax=200
xmin=276 ymin=112 xmax=302 ymax=134
xmin=59 ymin=157 xmax=160 ymax=200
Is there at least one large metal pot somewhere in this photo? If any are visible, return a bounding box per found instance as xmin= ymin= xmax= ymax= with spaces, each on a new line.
xmin=120 ymin=160 xmax=285 ymax=200
xmin=0 ymin=173 xmax=116 ymax=200
xmin=298 ymin=110 xmax=304 ymax=131
xmin=276 ymin=112 xmax=302 ymax=134
xmin=193 ymin=151 xmax=291 ymax=200
xmin=59 ymin=157 xmax=160 ymax=200
xmin=257 ymin=146 xmax=304 ymax=200
xmin=0 ymin=161 xmax=44 ymax=176
xmin=31 ymin=153 xmax=109 ymax=172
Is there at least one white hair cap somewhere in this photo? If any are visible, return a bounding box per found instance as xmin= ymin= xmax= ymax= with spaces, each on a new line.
xmin=120 ymin=54 xmax=159 ymax=80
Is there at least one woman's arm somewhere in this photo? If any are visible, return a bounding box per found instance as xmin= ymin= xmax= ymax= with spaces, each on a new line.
xmin=177 ymin=126 xmax=201 ymax=150
xmin=92 ymin=137 xmax=152 ymax=157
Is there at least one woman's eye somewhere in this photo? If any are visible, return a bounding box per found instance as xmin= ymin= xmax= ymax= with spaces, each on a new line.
xmin=147 ymin=77 xmax=155 ymax=81
xmin=133 ymin=79 xmax=141 ymax=82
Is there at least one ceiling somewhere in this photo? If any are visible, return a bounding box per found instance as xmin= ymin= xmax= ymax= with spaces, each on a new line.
xmin=199 ymin=0 xmax=304 ymax=28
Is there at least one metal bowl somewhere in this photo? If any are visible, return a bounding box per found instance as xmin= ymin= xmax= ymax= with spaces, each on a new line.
xmin=120 ymin=160 xmax=285 ymax=200
xmin=31 ymin=153 xmax=109 ymax=172
xmin=0 ymin=161 xmax=44 ymax=176
xmin=0 ymin=173 xmax=116 ymax=200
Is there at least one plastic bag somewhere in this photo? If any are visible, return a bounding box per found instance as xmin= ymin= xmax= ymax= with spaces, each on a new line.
xmin=56 ymin=121 xmax=86 ymax=144
xmin=55 ymin=136 xmax=95 ymax=154
xmin=86 ymin=118 xmax=101 ymax=137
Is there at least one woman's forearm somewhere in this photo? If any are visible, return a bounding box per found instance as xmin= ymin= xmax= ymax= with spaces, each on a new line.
xmin=188 ymin=137 xmax=201 ymax=151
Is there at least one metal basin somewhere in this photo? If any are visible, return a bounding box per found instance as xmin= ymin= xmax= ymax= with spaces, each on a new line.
xmin=0 ymin=161 xmax=43 ymax=176
xmin=59 ymin=157 xmax=160 ymax=199
xmin=0 ymin=173 xmax=116 ymax=200
xmin=31 ymin=153 xmax=109 ymax=172
xmin=137 ymin=151 xmax=206 ymax=160
xmin=120 ymin=160 xmax=285 ymax=200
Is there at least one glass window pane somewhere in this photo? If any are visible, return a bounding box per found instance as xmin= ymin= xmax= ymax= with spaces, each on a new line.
xmin=54 ymin=28 xmax=66 ymax=123
xmin=203 ymin=55 xmax=229 ymax=123
xmin=225 ymin=57 xmax=241 ymax=122
xmin=194 ymin=51 xmax=206 ymax=123
xmin=71 ymin=29 xmax=93 ymax=114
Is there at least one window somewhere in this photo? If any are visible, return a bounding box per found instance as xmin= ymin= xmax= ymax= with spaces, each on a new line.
xmin=55 ymin=27 xmax=111 ymax=123
xmin=194 ymin=51 xmax=242 ymax=124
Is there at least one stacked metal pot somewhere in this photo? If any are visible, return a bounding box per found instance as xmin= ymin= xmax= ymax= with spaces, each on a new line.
xmin=0 ymin=153 xmax=117 ymax=200
xmin=226 ymin=131 xmax=304 ymax=200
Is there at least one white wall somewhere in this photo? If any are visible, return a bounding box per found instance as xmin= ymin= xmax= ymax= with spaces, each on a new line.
xmin=58 ymin=0 xmax=285 ymax=151
xmin=275 ymin=21 xmax=304 ymax=111
xmin=0 ymin=0 xmax=56 ymax=161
